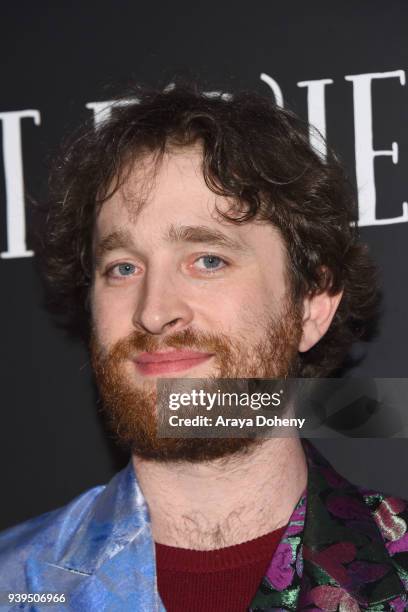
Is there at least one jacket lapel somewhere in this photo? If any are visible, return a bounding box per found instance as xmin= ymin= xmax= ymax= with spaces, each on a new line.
xmin=29 ymin=464 xmax=165 ymax=611
xmin=250 ymin=441 xmax=407 ymax=610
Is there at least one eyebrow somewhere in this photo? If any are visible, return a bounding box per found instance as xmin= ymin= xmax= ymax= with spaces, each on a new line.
xmin=94 ymin=223 xmax=248 ymax=263
xmin=94 ymin=229 xmax=134 ymax=263
xmin=165 ymin=224 xmax=247 ymax=252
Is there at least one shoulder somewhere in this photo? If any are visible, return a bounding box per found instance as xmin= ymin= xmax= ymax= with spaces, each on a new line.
xmin=304 ymin=440 xmax=408 ymax=585
xmin=360 ymin=486 xmax=408 ymax=553
xmin=0 ymin=484 xmax=105 ymax=589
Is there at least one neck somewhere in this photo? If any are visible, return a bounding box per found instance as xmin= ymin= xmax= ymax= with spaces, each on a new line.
xmin=132 ymin=438 xmax=307 ymax=550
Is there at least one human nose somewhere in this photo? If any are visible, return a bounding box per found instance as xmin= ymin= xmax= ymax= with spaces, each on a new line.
xmin=132 ymin=268 xmax=194 ymax=335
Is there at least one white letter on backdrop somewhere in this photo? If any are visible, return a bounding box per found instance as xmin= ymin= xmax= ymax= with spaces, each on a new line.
xmin=259 ymin=73 xmax=284 ymax=108
xmin=297 ymin=78 xmax=334 ymax=159
xmin=0 ymin=110 xmax=40 ymax=259
xmin=345 ymin=69 xmax=407 ymax=227
xmin=86 ymin=98 xmax=137 ymax=127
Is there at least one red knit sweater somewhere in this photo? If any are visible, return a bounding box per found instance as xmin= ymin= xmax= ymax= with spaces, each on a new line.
xmin=155 ymin=524 xmax=286 ymax=612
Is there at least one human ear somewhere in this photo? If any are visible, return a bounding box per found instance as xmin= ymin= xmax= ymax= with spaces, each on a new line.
xmin=298 ymin=288 xmax=343 ymax=353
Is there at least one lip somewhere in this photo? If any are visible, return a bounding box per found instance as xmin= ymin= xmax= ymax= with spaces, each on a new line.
xmin=134 ymin=350 xmax=214 ymax=376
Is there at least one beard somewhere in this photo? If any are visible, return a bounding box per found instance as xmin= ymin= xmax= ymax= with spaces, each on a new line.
xmin=91 ymin=298 xmax=303 ymax=462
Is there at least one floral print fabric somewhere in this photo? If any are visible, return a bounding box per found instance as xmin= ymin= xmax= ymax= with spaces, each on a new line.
xmin=249 ymin=441 xmax=408 ymax=611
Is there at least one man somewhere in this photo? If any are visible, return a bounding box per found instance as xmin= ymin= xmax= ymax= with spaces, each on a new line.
xmin=0 ymin=84 xmax=407 ymax=611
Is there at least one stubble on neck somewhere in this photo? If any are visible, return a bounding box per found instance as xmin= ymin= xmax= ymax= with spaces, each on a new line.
xmin=132 ymin=436 xmax=307 ymax=550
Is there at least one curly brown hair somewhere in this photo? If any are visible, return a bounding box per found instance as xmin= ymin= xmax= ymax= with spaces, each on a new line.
xmin=38 ymin=83 xmax=379 ymax=376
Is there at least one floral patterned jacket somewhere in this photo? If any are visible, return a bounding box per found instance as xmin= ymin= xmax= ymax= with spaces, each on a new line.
xmin=0 ymin=441 xmax=407 ymax=611
xmin=249 ymin=441 xmax=408 ymax=611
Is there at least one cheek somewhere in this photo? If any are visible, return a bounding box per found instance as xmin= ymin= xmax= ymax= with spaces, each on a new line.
xmin=210 ymin=280 xmax=283 ymax=339
xmin=90 ymin=286 xmax=134 ymax=346
xmin=199 ymin=287 xmax=265 ymax=336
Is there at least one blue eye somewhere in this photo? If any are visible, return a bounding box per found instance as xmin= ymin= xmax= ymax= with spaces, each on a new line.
xmin=112 ymin=263 xmax=136 ymax=277
xmin=196 ymin=255 xmax=226 ymax=271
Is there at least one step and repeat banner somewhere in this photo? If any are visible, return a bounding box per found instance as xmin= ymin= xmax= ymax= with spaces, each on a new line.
xmin=0 ymin=1 xmax=407 ymax=530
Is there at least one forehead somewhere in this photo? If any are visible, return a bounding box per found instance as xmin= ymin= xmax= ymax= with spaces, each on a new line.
xmin=98 ymin=146 xmax=227 ymax=225
xmin=94 ymin=146 xmax=284 ymax=253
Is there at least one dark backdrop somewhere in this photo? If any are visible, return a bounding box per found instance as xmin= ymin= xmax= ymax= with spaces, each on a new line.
xmin=0 ymin=1 xmax=407 ymax=531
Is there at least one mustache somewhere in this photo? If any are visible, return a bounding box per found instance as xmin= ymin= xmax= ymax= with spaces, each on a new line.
xmin=91 ymin=327 xmax=233 ymax=362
